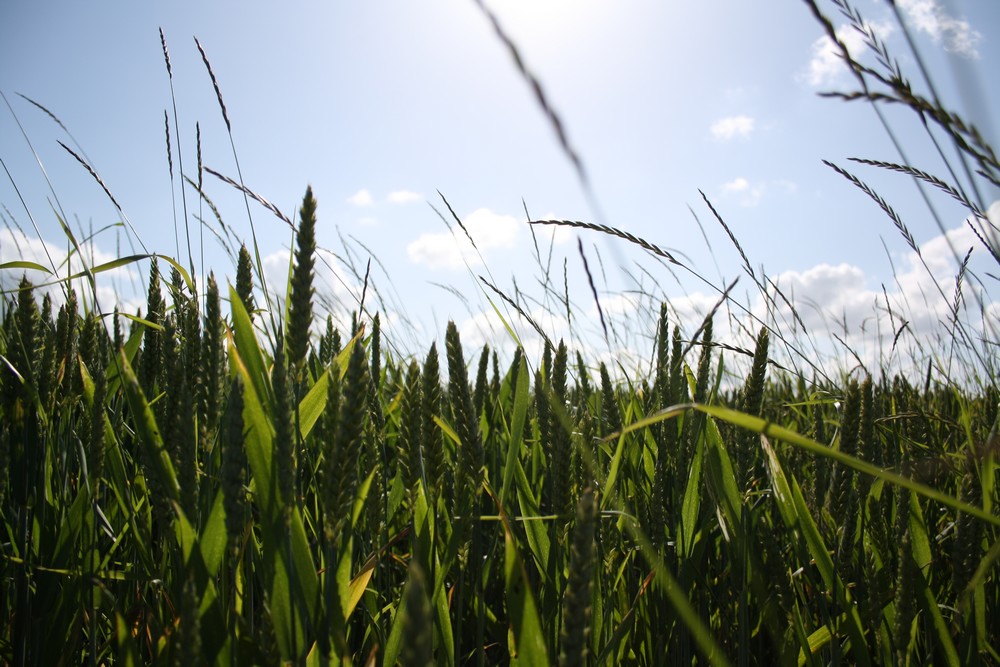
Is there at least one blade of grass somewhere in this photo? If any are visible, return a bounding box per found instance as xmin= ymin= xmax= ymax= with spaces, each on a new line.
xmin=701 ymin=403 xmax=1000 ymax=527
xmin=499 ymin=353 xmax=531 ymax=510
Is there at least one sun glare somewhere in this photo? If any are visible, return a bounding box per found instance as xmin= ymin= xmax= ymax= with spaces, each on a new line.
xmin=479 ymin=0 xmax=615 ymax=55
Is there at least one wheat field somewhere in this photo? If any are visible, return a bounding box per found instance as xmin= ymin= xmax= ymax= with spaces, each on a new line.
xmin=1 ymin=1 xmax=998 ymax=664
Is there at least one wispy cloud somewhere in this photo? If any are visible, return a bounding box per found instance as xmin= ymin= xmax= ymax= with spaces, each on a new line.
xmin=720 ymin=177 xmax=796 ymax=207
xmin=387 ymin=190 xmax=422 ymax=204
xmin=803 ymin=21 xmax=895 ymax=87
xmin=347 ymin=189 xmax=374 ymax=207
xmin=406 ymin=208 xmax=520 ymax=270
xmin=722 ymin=176 xmax=764 ymax=207
xmin=896 ymin=0 xmax=981 ymax=58
xmin=722 ymin=177 xmax=750 ymax=193
xmin=710 ymin=115 xmax=755 ymax=141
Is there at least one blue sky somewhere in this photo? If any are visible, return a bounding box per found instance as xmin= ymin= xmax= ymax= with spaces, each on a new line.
xmin=2 ymin=1 xmax=998 ymax=379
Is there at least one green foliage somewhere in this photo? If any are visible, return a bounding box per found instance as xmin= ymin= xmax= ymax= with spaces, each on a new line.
xmin=558 ymin=486 xmax=597 ymax=667
xmin=4 ymin=212 xmax=997 ymax=667
xmin=421 ymin=341 xmax=448 ymax=507
xmin=139 ymin=259 xmax=164 ymax=394
xmin=221 ymin=375 xmax=247 ymax=558
xmin=2 ymin=3 xmax=997 ymax=663
xmin=202 ymin=272 xmax=226 ymax=441
xmin=271 ymin=330 xmax=297 ymax=521
xmin=399 ymin=561 xmax=434 ymax=666
xmin=446 ymin=320 xmax=483 ymax=523
xmin=397 ymin=360 xmax=424 ymax=510
xmin=6 ymin=279 xmax=988 ymax=664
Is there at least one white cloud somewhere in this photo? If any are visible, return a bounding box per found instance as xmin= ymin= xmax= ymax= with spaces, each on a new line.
xmin=531 ymin=211 xmax=574 ymax=246
xmin=261 ymin=248 xmax=293 ymax=288
xmin=723 ymin=177 xmax=750 ymax=193
xmin=261 ymin=245 xmax=357 ymax=328
xmin=666 ymin=292 xmax=728 ymax=325
xmin=897 ymin=0 xmax=981 ymax=58
xmin=885 ymin=216 xmax=993 ymax=334
xmin=597 ymin=293 xmax=645 ymax=318
xmin=754 ymin=204 xmax=1000 ymax=379
xmin=387 ymin=190 xmax=422 ymax=204
xmin=347 ymin=189 xmax=374 ymax=207
xmin=770 ymin=262 xmax=873 ymax=333
xmin=358 ymin=217 xmax=379 ymax=226
xmin=552 ymin=225 xmax=574 ymax=245
xmin=710 ymin=115 xmax=755 ymax=141
xmin=721 ymin=177 xmax=767 ymax=207
xmin=455 ymin=310 xmax=508 ymax=354
xmin=465 ymin=208 xmax=521 ymax=249
xmin=804 ymin=21 xmax=895 ymax=87
xmin=773 ymin=179 xmax=798 ymax=195
xmin=407 ymin=233 xmax=472 ymax=270
xmin=456 ymin=305 xmax=571 ymax=364
xmin=0 ymin=227 xmax=143 ymax=316
xmin=407 ymin=208 xmax=520 ymax=270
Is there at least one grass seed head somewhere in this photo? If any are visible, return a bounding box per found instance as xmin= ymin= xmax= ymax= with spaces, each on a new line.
xmin=288 ymin=187 xmax=318 ymax=379
xmin=221 ymin=376 xmax=247 ymax=557
xmin=235 ymin=244 xmax=256 ymax=322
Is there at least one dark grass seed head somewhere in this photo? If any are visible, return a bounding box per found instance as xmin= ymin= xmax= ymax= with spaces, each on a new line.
xmin=287 ymin=187 xmax=318 ymax=378
xmin=221 ymin=376 xmax=247 ymax=556
xmin=194 ymin=36 xmax=231 ymax=132
xmin=271 ymin=331 xmax=297 ymax=518
xmin=235 ymin=244 xmax=256 ymax=321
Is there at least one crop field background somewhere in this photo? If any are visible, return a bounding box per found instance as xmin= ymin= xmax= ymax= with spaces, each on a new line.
xmin=1 ymin=0 xmax=998 ymax=665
